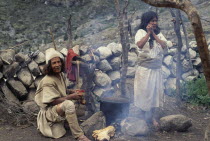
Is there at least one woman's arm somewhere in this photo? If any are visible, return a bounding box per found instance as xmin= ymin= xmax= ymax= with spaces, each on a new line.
xmin=136 ymin=32 xmax=151 ymax=49
xmin=152 ymin=32 xmax=167 ymax=49
xmin=136 ymin=24 xmax=153 ymax=49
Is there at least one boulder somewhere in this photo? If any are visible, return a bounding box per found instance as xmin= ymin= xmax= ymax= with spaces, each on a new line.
xmin=3 ymin=62 xmax=20 ymax=79
xmin=22 ymin=101 xmax=39 ymax=114
xmin=128 ymin=52 xmax=137 ymax=67
xmin=160 ymin=114 xmax=192 ymax=132
xmin=109 ymin=57 xmax=121 ymax=71
xmin=28 ymin=60 xmax=41 ymax=76
xmin=81 ymin=111 xmax=106 ymax=140
xmin=96 ymin=46 xmax=112 ymax=60
xmin=17 ymin=67 xmax=34 ymax=87
xmin=15 ymin=52 xmax=26 ymax=63
xmin=121 ymin=117 xmax=149 ymax=136
xmin=126 ymin=67 xmax=136 ymax=78
xmin=163 ymin=55 xmax=173 ymax=67
xmin=97 ymin=59 xmax=112 ymax=72
xmin=107 ymin=42 xmax=122 ymax=57
xmin=107 ymin=71 xmax=120 ymax=85
xmin=80 ymin=45 xmax=90 ymax=55
xmin=0 ymin=80 xmax=20 ymax=105
xmin=7 ymin=79 xmax=28 ymax=99
xmin=93 ymin=71 xmax=111 ymax=87
xmin=0 ymin=49 xmax=15 ymax=65
xmin=34 ymin=52 xmax=45 ymax=64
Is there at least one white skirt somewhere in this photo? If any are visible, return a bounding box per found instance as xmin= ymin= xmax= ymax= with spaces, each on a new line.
xmin=134 ymin=66 xmax=164 ymax=111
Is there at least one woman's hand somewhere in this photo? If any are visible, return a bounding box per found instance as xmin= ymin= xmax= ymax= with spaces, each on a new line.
xmin=146 ymin=23 xmax=153 ymax=33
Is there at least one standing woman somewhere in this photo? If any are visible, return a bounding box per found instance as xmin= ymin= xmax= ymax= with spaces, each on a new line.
xmin=134 ymin=11 xmax=171 ymax=127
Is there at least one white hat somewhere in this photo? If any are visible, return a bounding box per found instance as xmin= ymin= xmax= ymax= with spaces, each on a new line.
xmin=45 ymin=48 xmax=63 ymax=64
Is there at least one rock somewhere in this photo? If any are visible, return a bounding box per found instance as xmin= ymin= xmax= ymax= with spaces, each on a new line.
xmin=189 ymin=48 xmax=197 ymax=59
xmin=15 ymin=52 xmax=26 ymax=63
xmin=182 ymin=59 xmax=192 ymax=73
xmin=107 ymin=71 xmax=120 ymax=85
xmin=189 ymin=41 xmax=197 ymax=50
xmin=110 ymin=57 xmax=121 ymax=71
xmin=34 ymin=75 xmax=44 ymax=88
xmin=165 ymin=78 xmax=176 ymax=90
xmin=0 ymin=72 xmax=3 ymax=80
xmin=163 ymin=55 xmax=173 ymax=67
xmin=107 ymin=42 xmax=122 ymax=57
xmin=170 ymin=61 xmax=176 ymax=77
xmin=129 ymin=44 xmax=138 ymax=53
xmin=93 ymin=87 xmax=105 ymax=98
xmin=7 ymin=79 xmax=28 ymax=99
xmin=34 ymin=52 xmax=45 ymax=64
xmin=25 ymin=54 xmax=32 ymax=64
xmin=39 ymin=64 xmax=46 ymax=75
xmin=93 ymin=71 xmax=111 ymax=87
xmin=96 ymin=46 xmax=112 ymax=60
xmin=22 ymin=101 xmax=39 ymax=114
xmin=81 ymin=54 xmax=92 ymax=62
xmin=17 ymin=67 xmax=34 ymax=87
xmin=72 ymin=45 xmax=80 ymax=55
xmin=181 ymin=45 xmax=187 ymax=53
xmin=60 ymin=48 xmax=68 ymax=56
xmin=193 ymin=57 xmax=201 ymax=66
xmin=3 ymin=62 xmax=20 ymax=79
xmin=0 ymin=49 xmax=15 ymax=65
xmin=121 ymin=117 xmax=149 ymax=136
xmin=162 ymin=65 xmax=171 ymax=79
xmin=173 ymin=54 xmax=185 ymax=62
xmin=0 ymin=58 xmax=3 ymax=68
xmin=97 ymin=59 xmax=112 ymax=72
xmin=80 ymin=45 xmax=90 ymax=55
xmin=28 ymin=60 xmax=41 ymax=76
xmin=76 ymin=104 xmax=86 ymax=117
xmin=0 ymin=80 xmax=20 ymax=105
xmin=126 ymin=67 xmax=136 ymax=78
xmin=27 ymin=89 xmax=36 ymax=101
xmin=160 ymin=114 xmax=192 ymax=132
xmin=128 ymin=52 xmax=137 ymax=67
xmin=168 ymin=48 xmax=176 ymax=56
xmin=81 ymin=111 xmax=106 ymax=140
xmin=182 ymin=69 xmax=199 ymax=81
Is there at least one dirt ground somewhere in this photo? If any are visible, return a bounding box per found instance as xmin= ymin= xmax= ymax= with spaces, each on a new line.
xmin=0 ymin=95 xmax=209 ymax=141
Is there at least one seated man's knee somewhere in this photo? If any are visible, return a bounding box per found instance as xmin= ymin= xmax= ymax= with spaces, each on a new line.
xmin=60 ymin=100 xmax=75 ymax=114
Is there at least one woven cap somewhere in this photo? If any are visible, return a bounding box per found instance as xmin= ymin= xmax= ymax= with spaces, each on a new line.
xmin=45 ymin=48 xmax=63 ymax=64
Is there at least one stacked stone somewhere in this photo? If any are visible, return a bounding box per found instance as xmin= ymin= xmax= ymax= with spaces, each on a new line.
xmin=163 ymin=40 xmax=204 ymax=92
xmin=0 ymin=49 xmax=66 ymax=114
xmin=78 ymin=42 xmax=138 ymax=111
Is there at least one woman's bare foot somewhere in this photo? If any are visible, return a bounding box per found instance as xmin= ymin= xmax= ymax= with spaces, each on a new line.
xmin=152 ymin=119 xmax=159 ymax=129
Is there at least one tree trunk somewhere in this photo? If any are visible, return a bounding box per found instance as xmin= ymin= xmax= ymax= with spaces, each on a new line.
xmin=180 ymin=12 xmax=193 ymax=71
xmin=114 ymin=0 xmax=130 ymax=97
xmin=170 ymin=9 xmax=182 ymax=103
xmin=66 ymin=15 xmax=73 ymax=50
xmin=141 ymin=0 xmax=210 ymax=95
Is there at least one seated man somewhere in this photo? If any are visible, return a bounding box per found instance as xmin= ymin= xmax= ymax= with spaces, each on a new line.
xmin=34 ymin=48 xmax=90 ymax=141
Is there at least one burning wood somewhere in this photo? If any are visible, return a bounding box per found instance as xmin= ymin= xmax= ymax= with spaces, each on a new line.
xmin=92 ymin=126 xmax=115 ymax=141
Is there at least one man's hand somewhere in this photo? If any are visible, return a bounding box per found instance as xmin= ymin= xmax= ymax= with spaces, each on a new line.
xmin=67 ymin=92 xmax=83 ymax=100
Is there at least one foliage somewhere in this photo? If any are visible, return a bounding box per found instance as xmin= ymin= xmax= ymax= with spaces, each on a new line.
xmin=169 ymin=75 xmax=210 ymax=106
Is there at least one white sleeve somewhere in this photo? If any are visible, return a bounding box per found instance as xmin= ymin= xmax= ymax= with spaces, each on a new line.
xmin=135 ymin=29 xmax=147 ymax=44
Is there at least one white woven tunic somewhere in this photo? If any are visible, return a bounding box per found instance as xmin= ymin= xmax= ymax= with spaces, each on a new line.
xmin=134 ymin=29 xmax=170 ymax=111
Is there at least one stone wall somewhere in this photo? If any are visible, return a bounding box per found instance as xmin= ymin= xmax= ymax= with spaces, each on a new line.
xmin=0 ymin=41 xmax=209 ymax=113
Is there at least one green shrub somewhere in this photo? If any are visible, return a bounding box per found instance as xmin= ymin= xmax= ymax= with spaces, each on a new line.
xmin=169 ymin=75 xmax=210 ymax=106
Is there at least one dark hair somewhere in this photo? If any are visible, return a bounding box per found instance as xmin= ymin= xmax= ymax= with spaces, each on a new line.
xmin=43 ymin=57 xmax=65 ymax=75
xmin=138 ymin=11 xmax=160 ymax=48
